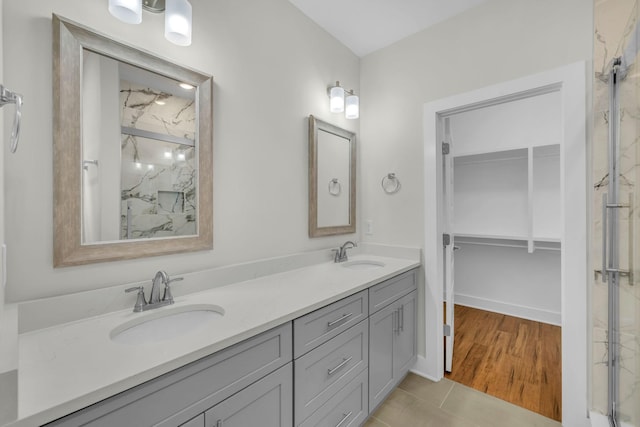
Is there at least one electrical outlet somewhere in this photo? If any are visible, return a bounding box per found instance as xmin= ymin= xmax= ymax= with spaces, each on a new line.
xmin=365 ymin=220 xmax=374 ymax=235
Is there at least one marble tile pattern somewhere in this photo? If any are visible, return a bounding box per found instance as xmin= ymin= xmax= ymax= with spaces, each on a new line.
xmin=119 ymin=81 xmax=197 ymax=239
xmin=120 ymin=81 xmax=195 ymax=141
xmin=593 ymin=0 xmax=640 ymax=423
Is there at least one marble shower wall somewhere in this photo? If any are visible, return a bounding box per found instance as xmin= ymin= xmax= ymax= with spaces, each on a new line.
xmin=593 ymin=0 xmax=640 ymax=423
xmin=119 ymin=81 xmax=196 ymax=239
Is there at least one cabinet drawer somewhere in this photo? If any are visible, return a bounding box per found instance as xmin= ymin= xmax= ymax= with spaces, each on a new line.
xmin=294 ymin=319 xmax=368 ymax=425
xmin=369 ymin=269 xmax=417 ymax=314
xmin=204 ymin=362 xmax=292 ymax=427
xmin=299 ymin=369 xmax=368 ymax=427
xmin=294 ymin=290 xmax=368 ymax=358
xmin=47 ymin=323 xmax=292 ymax=427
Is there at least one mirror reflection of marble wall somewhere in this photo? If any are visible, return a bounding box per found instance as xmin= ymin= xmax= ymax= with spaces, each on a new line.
xmin=81 ymin=51 xmax=197 ymax=243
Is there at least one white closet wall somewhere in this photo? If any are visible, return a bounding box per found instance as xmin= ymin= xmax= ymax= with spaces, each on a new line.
xmin=450 ymin=90 xmax=562 ymax=325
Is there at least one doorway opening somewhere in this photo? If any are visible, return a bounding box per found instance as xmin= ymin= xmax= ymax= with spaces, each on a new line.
xmin=440 ymin=89 xmax=563 ymax=421
xmin=420 ymin=62 xmax=588 ymax=426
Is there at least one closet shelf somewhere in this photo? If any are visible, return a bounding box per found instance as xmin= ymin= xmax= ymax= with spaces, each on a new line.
xmin=453 ymin=233 xmax=562 ymax=250
xmin=453 ymin=142 xmax=561 ymax=160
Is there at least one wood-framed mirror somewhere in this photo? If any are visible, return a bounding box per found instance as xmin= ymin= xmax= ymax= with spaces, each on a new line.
xmin=308 ymin=115 xmax=356 ymax=237
xmin=53 ymin=15 xmax=213 ymax=267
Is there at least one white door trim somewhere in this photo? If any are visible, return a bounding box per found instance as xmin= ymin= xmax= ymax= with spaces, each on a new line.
xmin=418 ymin=62 xmax=588 ymax=426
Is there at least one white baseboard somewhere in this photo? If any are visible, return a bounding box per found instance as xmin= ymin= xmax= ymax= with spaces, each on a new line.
xmin=410 ymin=355 xmax=441 ymax=382
xmin=454 ymin=293 xmax=561 ymax=326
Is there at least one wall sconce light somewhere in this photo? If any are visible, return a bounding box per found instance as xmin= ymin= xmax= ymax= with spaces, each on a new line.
xmin=328 ymin=81 xmax=359 ymax=119
xmin=108 ymin=0 xmax=193 ymax=46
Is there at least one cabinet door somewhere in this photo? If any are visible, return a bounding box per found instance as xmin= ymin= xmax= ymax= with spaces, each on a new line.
xmin=393 ymin=291 xmax=417 ymax=378
xmin=368 ymin=301 xmax=397 ymax=411
xmin=205 ymin=363 xmax=292 ymax=427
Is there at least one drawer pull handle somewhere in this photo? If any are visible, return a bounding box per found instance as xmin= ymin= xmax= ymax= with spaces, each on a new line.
xmin=216 ymin=420 xmax=223 ymax=427
xmin=335 ymin=411 xmax=353 ymax=427
xmin=327 ymin=312 xmax=354 ymax=328
xmin=399 ymin=305 xmax=404 ymax=332
xmin=328 ymin=356 xmax=353 ymax=376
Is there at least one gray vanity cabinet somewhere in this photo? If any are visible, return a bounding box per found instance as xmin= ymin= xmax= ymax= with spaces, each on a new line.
xmin=46 ymin=323 xmax=292 ymax=427
xmin=204 ymin=363 xmax=292 ymax=427
xmin=369 ymin=285 xmax=417 ymax=413
xmin=180 ymin=414 xmax=204 ymax=427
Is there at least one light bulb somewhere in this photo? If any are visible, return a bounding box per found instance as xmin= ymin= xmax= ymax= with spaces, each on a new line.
xmin=329 ymin=82 xmax=345 ymax=113
xmin=165 ymin=0 xmax=192 ymax=46
xmin=345 ymin=92 xmax=359 ymax=119
xmin=108 ymin=0 xmax=142 ymax=24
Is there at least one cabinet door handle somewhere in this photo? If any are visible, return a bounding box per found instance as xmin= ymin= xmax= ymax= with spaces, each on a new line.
xmin=328 ymin=356 xmax=353 ymax=376
xmin=399 ymin=305 xmax=404 ymax=332
xmin=335 ymin=411 xmax=353 ymax=427
xmin=328 ymin=312 xmax=354 ymax=328
xmin=216 ymin=420 xmax=223 ymax=427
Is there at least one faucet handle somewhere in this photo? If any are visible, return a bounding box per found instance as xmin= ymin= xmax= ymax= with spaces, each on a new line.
xmin=125 ymin=286 xmax=147 ymax=312
xmin=163 ymin=277 xmax=183 ymax=303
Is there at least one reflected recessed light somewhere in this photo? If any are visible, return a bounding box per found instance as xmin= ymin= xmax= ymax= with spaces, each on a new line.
xmin=147 ymin=164 xmax=154 ymax=170
xmin=164 ymin=151 xmax=173 ymax=159
xmin=179 ymin=82 xmax=195 ymax=90
xmin=177 ymin=153 xmax=186 ymax=161
xmin=155 ymin=100 xmax=166 ymax=105
xmin=135 ymin=162 xmax=142 ymax=169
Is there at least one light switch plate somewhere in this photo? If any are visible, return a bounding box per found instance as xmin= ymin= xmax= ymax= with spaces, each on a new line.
xmin=365 ymin=220 xmax=374 ymax=235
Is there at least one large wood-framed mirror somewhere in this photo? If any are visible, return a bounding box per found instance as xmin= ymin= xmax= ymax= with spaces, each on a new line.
xmin=308 ymin=115 xmax=356 ymax=237
xmin=53 ymin=15 xmax=213 ymax=267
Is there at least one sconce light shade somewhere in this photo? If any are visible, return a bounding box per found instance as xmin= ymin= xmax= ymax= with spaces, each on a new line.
xmin=109 ymin=0 xmax=142 ymax=24
xmin=165 ymin=0 xmax=192 ymax=46
xmin=329 ymin=82 xmax=345 ymax=113
xmin=345 ymin=91 xmax=359 ymax=119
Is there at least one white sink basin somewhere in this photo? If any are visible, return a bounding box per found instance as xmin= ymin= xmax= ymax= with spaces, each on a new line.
xmin=341 ymin=260 xmax=385 ymax=270
xmin=110 ymin=304 xmax=225 ymax=345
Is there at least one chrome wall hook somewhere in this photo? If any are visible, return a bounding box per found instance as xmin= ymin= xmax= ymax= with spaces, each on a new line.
xmin=0 ymin=85 xmax=23 ymax=153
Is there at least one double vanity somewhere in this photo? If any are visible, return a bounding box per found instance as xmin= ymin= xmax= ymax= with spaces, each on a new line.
xmin=10 ymin=253 xmax=420 ymax=427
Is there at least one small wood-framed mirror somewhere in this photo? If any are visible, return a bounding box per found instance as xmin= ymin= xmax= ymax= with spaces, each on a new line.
xmin=53 ymin=15 xmax=213 ymax=267
xmin=308 ymin=115 xmax=356 ymax=237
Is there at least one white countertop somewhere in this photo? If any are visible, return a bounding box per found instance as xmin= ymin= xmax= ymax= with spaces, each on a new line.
xmin=9 ymin=255 xmax=419 ymax=426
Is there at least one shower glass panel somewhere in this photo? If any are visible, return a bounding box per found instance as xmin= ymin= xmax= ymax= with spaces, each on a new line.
xmin=593 ymin=1 xmax=640 ymax=425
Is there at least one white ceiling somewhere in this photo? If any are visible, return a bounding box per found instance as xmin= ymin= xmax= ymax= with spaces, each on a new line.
xmin=289 ymin=0 xmax=489 ymax=57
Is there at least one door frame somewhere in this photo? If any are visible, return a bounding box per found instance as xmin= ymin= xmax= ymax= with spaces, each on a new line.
xmin=418 ymin=62 xmax=588 ymax=426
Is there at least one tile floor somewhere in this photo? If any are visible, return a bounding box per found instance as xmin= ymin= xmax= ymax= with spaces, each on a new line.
xmin=364 ymin=373 xmax=561 ymax=427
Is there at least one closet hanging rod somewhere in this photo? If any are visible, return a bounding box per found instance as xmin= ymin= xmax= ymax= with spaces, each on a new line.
xmin=0 ymin=84 xmax=23 ymax=153
xmin=455 ymin=239 xmax=560 ymax=251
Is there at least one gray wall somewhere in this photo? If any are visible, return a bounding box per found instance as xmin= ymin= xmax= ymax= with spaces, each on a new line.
xmin=358 ymin=0 xmax=593 ymax=355
xmin=3 ymin=0 xmax=360 ymax=301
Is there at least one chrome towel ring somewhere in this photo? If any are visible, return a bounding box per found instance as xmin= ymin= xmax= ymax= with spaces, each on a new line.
xmin=0 ymin=85 xmax=23 ymax=153
xmin=381 ymin=173 xmax=401 ymax=194
xmin=328 ymin=178 xmax=342 ymax=196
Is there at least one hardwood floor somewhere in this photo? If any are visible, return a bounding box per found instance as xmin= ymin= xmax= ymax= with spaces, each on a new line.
xmin=444 ymin=305 xmax=562 ymax=422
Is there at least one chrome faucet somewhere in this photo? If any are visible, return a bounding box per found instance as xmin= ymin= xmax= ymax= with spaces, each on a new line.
xmin=125 ymin=270 xmax=183 ymax=312
xmin=150 ymin=270 xmax=169 ymax=304
xmin=333 ymin=241 xmax=357 ymax=263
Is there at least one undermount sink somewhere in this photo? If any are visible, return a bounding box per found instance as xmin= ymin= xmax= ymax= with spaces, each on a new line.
xmin=341 ymin=260 xmax=385 ymax=270
xmin=110 ymin=304 xmax=225 ymax=345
